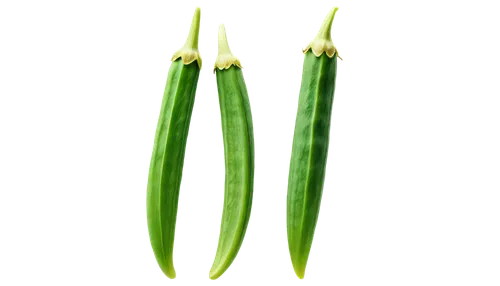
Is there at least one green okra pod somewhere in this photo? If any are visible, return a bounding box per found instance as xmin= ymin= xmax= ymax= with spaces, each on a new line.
xmin=146 ymin=7 xmax=202 ymax=279
xmin=209 ymin=24 xmax=255 ymax=280
xmin=287 ymin=7 xmax=341 ymax=279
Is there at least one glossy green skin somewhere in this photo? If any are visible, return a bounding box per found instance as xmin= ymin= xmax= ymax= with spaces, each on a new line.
xmin=147 ymin=59 xmax=200 ymax=279
xmin=210 ymin=67 xmax=254 ymax=280
xmin=287 ymin=50 xmax=337 ymax=279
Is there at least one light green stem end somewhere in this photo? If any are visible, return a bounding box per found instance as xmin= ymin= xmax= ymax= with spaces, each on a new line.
xmin=214 ymin=24 xmax=242 ymax=72
xmin=172 ymin=7 xmax=202 ymax=68
xmin=303 ymin=7 xmax=341 ymax=59
xmin=316 ymin=7 xmax=337 ymax=41
xmin=184 ymin=7 xmax=200 ymax=49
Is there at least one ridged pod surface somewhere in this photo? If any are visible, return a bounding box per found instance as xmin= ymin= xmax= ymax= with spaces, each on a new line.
xmin=146 ymin=7 xmax=202 ymax=279
xmin=287 ymin=7 xmax=340 ymax=279
xmin=209 ymin=24 xmax=254 ymax=280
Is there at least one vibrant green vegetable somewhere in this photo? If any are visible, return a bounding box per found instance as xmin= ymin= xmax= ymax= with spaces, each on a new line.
xmin=209 ymin=24 xmax=254 ymax=280
xmin=146 ymin=7 xmax=202 ymax=279
xmin=287 ymin=7 xmax=341 ymax=279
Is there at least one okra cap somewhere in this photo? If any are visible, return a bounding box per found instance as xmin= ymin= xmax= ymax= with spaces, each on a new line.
xmin=303 ymin=7 xmax=342 ymax=59
xmin=214 ymin=24 xmax=242 ymax=72
xmin=172 ymin=7 xmax=202 ymax=68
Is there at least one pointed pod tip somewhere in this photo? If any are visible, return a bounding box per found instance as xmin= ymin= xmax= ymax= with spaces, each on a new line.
xmin=291 ymin=259 xmax=307 ymax=279
xmin=206 ymin=269 xmax=217 ymax=282
xmin=208 ymin=269 xmax=221 ymax=280
xmin=156 ymin=261 xmax=179 ymax=282
xmin=294 ymin=272 xmax=307 ymax=282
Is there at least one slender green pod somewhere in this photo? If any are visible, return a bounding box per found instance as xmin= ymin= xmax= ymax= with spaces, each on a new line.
xmin=287 ymin=7 xmax=341 ymax=279
xmin=146 ymin=7 xmax=202 ymax=279
xmin=209 ymin=24 xmax=254 ymax=280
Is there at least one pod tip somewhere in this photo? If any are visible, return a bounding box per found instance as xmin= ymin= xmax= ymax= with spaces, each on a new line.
xmin=207 ymin=269 xmax=218 ymax=282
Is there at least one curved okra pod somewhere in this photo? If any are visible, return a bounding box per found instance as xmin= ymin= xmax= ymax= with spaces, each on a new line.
xmin=287 ymin=7 xmax=341 ymax=279
xmin=146 ymin=7 xmax=202 ymax=279
xmin=209 ymin=24 xmax=254 ymax=280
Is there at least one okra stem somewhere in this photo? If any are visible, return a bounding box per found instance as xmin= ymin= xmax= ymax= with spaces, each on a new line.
xmin=315 ymin=7 xmax=337 ymax=42
xmin=217 ymin=24 xmax=231 ymax=55
xmin=214 ymin=24 xmax=242 ymax=72
xmin=303 ymin=7 xmax=340 ymax=59
xmin=171 ymin=7 xmax=202 ymax=68
xmin=183 ymin=7 xmax=200 ymax=50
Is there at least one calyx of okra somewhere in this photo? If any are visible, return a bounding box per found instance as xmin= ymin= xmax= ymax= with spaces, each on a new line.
xmin=302 ymin=4 xmax=343 ymax=61
xmin=170 ymin=5 xmax=203 ymax=69
xmin=212 ymin=21 xmax=244 ymax=72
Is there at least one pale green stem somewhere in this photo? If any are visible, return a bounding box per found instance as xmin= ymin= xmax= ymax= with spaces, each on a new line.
xmin=183 ymin=7 xmax=200 ymax=50
xmin=218 ymin=24 xmax=232 ymax=56
xmin=315 ymin=7 xmax=338 ymax=41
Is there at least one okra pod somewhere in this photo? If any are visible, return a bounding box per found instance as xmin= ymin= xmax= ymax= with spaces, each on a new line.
xmin=209 ymin=24 xmax=255 ymax=280
xmin=146 ymin=7 xmax=202 ymax=279
xmin=287 ymin=7 xmax=341 ymax=279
